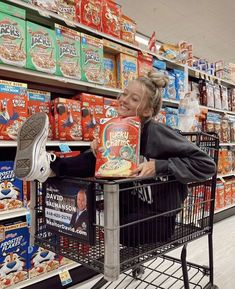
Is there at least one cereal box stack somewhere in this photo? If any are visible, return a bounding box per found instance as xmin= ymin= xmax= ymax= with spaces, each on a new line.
xmin=80 ymin=33 xmax=104 ymax=84
xmin=27 ymin=89 xmax=53 ymax=139
xmin=79 ymin=93 xmax=104 ymax=141
xmin=55 ymin=24 xmax=81 ymax=80
xmin=52 ymin=97 xmax=82 ymax=141
xmin=0 ymin=221 xmax=29 ymax=288
xmin=0 ymin=9 xmax=26 ymax=68
xmin=26 ymin=22 xmax=56 ymax=74
xmin=0 ymin=80 xmax=28 ymax=140
xmin=0 ymin=161 xmax=23 ymax=211
xmin=95 ymin=116 xmax=141 ymax=178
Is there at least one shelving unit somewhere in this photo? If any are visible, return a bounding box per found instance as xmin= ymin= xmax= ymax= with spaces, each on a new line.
xmin=0 ymin=208 xmax=28 ymax=221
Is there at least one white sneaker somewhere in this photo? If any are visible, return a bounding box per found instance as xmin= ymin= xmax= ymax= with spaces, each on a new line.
xmin=14 ymin=113 xmax=55 ymax=182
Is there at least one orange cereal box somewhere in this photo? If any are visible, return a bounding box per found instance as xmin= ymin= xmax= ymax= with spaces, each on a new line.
xmin=27 ymin=89 xmax=53 ymax=140
xmin=52 ymin=97 xmax=82 ymax=141
xmin=95 ymin=116 xmax=140 ymax=178
xmin=0 ymin=80 xmax=28 ymax=140
xmin=102 ymin=0 xmax=121 ymax=38
xmin=138 ymin=52 xmax=153 ymax=77
xmin=79 ymin=93 xmax=104 ymax=141
xmin=103 ymin=53 xmax=117 ymax=88
xmin=117 ymin=53 xmax=138 ymax=89
xmin=120 ymin=14 xmax=136 ymax=44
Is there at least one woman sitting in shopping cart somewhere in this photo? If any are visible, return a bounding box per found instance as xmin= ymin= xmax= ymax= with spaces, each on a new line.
xmin=14 ymin=70 xmax=216 ymax=246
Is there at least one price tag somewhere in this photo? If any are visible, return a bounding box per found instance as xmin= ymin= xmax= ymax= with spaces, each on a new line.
xmin=59 ymin=143 xmax=71 ymax=153
xmin=59 ymin=269 xmax=72 ymax=286
xmin=26 ymin=211 xmax=31 ymax=227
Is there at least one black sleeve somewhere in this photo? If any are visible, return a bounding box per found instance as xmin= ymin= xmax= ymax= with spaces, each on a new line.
xmin=146 ymin=122 xmax=217 ymax=184
xmin=50 ymin=150 xmax=96 ymax=178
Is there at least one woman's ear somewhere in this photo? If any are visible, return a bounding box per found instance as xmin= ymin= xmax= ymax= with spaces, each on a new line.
xmin=142 ymin=107 xmax=153 ymax=117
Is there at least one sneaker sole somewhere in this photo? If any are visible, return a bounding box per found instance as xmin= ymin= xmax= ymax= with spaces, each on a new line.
xmin=14 ymin=113 xmax=49 ymax=180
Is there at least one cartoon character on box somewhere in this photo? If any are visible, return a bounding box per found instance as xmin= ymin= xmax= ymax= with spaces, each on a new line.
xmin=0 ymin=222 xmax=29 ymax=288
xmin=28 ymin=246 xmax=59 ymax=278
xmin=0 ymin=162 xmax=23 ymax=211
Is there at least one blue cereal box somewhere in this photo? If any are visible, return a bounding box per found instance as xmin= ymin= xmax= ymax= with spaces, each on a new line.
xmin=0 ymin=222 xmax=29 ymax=288
xmin=28 ymin=245 xmax=59 ymax=278
xmin=0 ymin=161 xmax=23 ymax=211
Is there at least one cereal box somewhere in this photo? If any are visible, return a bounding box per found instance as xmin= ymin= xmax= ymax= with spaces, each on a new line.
xmin=117 ymin=53 xmax=138 ymax=89
xmin=55 ymin=24 xmax=81 ymax=80
xmin=103 ymin=97 xmax=118 ymax=118
xmin=102 ymin=0 xmax=121 ymax=38
xmin=80 ymin=33 xmax=104 ymax=84
xmin=0 ymin=221 xmax=29 ymax=288
xmin=27 ymin=89 xmax=53 ymax=139
xmin=57 ymin=0 xmax=76 ymax=21
xmin=0 ymin=80 xmax=28 ymax=140
xmin=0 ymin=161 xmax=23 ymax=211
xmin=52 ymin=97 xmax=82 ymax=141
xmin=79 ymin=93 xmax=104 ymax=141
xmin=103 ymin=53 xmax=117 ymax=88
xmin=26 ymin=21 xmax=56 ymax=74
xmin=95 ymin=116 xmax=140 ymax=178
xmin=0 ymin=12 xmax=26 ymax=68
xmin=27 ymin=0 xmax=58 ymax=12
xmin=80 ymin=0 xmax=102 ymax=31
xmin=120 ymin=14 xmax=136 ymax=44
xmin=28 ymin=245 xmax=59 ymax=279
xmin=138 ymin=52 xmax=153 ymax=77
xmin=75 ymin=0 xmax=81 ymax=22
xmin=0 ymin=1 xmax=26 ymax=19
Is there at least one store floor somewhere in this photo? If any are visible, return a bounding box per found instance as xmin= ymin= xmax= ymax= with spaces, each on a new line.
xmin=70 ymin=215 xmax=235 ymax=289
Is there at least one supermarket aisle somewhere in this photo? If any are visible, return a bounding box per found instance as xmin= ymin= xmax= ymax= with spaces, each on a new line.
xmin=71 ymin=215 xmax=235 ymax=289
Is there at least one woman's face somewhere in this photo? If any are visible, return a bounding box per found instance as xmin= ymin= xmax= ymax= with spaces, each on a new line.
xmin=117 ymin=80 xmax=152 ymax=118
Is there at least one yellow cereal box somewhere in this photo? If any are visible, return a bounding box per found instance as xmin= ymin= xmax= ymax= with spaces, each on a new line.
xmin=103 ymin=53 xmax=117 ymax=88
xmin=117 ymin=53 xmax=138 ymax=89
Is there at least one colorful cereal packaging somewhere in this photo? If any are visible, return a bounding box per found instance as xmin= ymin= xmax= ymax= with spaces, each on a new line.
xmin=55 ymin=24 xmax=81 ymax=80
xmin=103 ymin=53 xmax=117 ymax=88
xmin=80 ymin=0 xmax=102 ymax=31
xmin=120 ymin=14 xmax=136 ymax=44
xmin=95 ymin=116 xmax=141 ymax=178
xmin=102 ymin=0 xmax=121 ymax=38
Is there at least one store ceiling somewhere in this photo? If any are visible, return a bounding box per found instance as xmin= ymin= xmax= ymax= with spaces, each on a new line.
xmin=117 ymin=0 xmax=235 ymax=63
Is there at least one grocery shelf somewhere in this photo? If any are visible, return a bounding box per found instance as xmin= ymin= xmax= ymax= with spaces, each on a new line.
xmin=10 ymin=262 xmax=80 ymax=289
xmin=0 ymin=208 xmax=28 ymax=221
xmin=200 ymin=104 xmax=235 ymax=115
xmin=217 ymin=172 xmax=235 ymax=178
xmin=0 ymin=140 xmax=91 ymax=147
xmin=214 ymin=204 xmax=235 ymax=223
xmin=0 ymin=64 xmax=122 ymax=98
xmin=219 ymin=142 xmax=235 ymax=146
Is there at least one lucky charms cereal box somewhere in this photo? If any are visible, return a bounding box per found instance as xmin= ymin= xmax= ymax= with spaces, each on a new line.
xmin=95 ymin=116 xmax=140 ymax=178
xmin=0 ymin=12 xmax=26 ymax=68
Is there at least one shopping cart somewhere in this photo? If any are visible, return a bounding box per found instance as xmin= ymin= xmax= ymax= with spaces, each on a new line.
xmin=30 ymin=132 xmax=219 ymax=289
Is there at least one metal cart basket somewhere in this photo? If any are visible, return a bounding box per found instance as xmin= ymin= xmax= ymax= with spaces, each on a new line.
xmin=31 ymin=132 xmax=219 ymax=289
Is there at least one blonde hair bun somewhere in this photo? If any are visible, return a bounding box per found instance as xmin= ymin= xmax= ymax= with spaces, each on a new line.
xmin=147 ymin=70 xmax=169 ymax=89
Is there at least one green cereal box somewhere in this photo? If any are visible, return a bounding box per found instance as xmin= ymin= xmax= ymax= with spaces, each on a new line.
xmin=0 ymin=12 xmax=26 ymax=68
xmin=80 ymin=33 xmax=104 ymax=84
xmin=0 ymin=1 xmax=26 ymax=19
xmin=55 ymin=24 xmax=81 ymax=80
xmin=26 ymin=21 xmax=56 ymax=74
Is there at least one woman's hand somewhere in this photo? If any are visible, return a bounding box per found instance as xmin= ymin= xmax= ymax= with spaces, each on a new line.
xmin=130 ymin=160 xmax=156 ymax=177
xmin=90 ymin=138 xmax=98 ymax=157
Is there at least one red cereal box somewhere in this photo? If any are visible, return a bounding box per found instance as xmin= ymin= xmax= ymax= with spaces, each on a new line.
xmin=52 ymin=97 xmax=82 ymax=141
xmin=215 ymin=181 xmax=225 ymax=210
xmin=102 ymin=0 xmax=121 ymax=38
xmin=103 ymin=97 xmax=118 ymax=118
xmin=81 ymin=0 xmax=102 ymax=31
xmin=79 ymin=93 xmax=104 ymax=141
xmin=27 ymin=89 xmax=53 ymax=140
xmin=95 ymin=116 xmax=140 ymax=178
xmin=0 ymin=80 xmax=28 ymax=140
xmin=54 ymin=151 xmax=80 ymax=158
xmin=138 ymin=51 xmax=153 ymax=77
xmin=120 ymin=14 xmax=136 ymax=44
xmin=75 ymin=0 xmax=81 ymax=22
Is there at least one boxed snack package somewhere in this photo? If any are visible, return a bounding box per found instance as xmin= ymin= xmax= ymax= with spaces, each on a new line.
xmin=79 ymin=93 xmax=104 ymax=141
xmin=0 ymin=161 xmax=23 ymax=211
xmin=120 ymin=14 xmax=136 ymax=44
xmin=95 ymin=116 xmax=140 ymax=178
xmin=0 ymin=80 xmax=28 ymax=140
xmin=117 ymin=52 xmax=138 ymax=89
xmin=80 ymin=0 xmax=102 ymax=31
xmin=28 ymin=245 xmax=59 ymax=278
xmin=0 ymin=221 xmax=29 ymax=288
xmin=80 ymin=33 xmax=104 ymax=84
xmin=102 ymin=0 xmax=121 ymax=38
xmin=55 ymin=24 xmax=81 ymax=80
xmin=27 ymin=89 xmax=53 ymax=139
xmin=103 ymin=53 xmax=117 ymax=88
xmin=138 ymin=52 xmax=153 ymax=77
xmin=103 ymin=97 xmax=118 ymax=118
xmin=0 ymin=12 xmax=26 ymax=68
xmin=26 ymin=21 xmax=56 ymax=74
xmin=52 ymin=97 xmax=82 ymax=141
xmin=57 ymin=0 xmax=76 ymax=20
